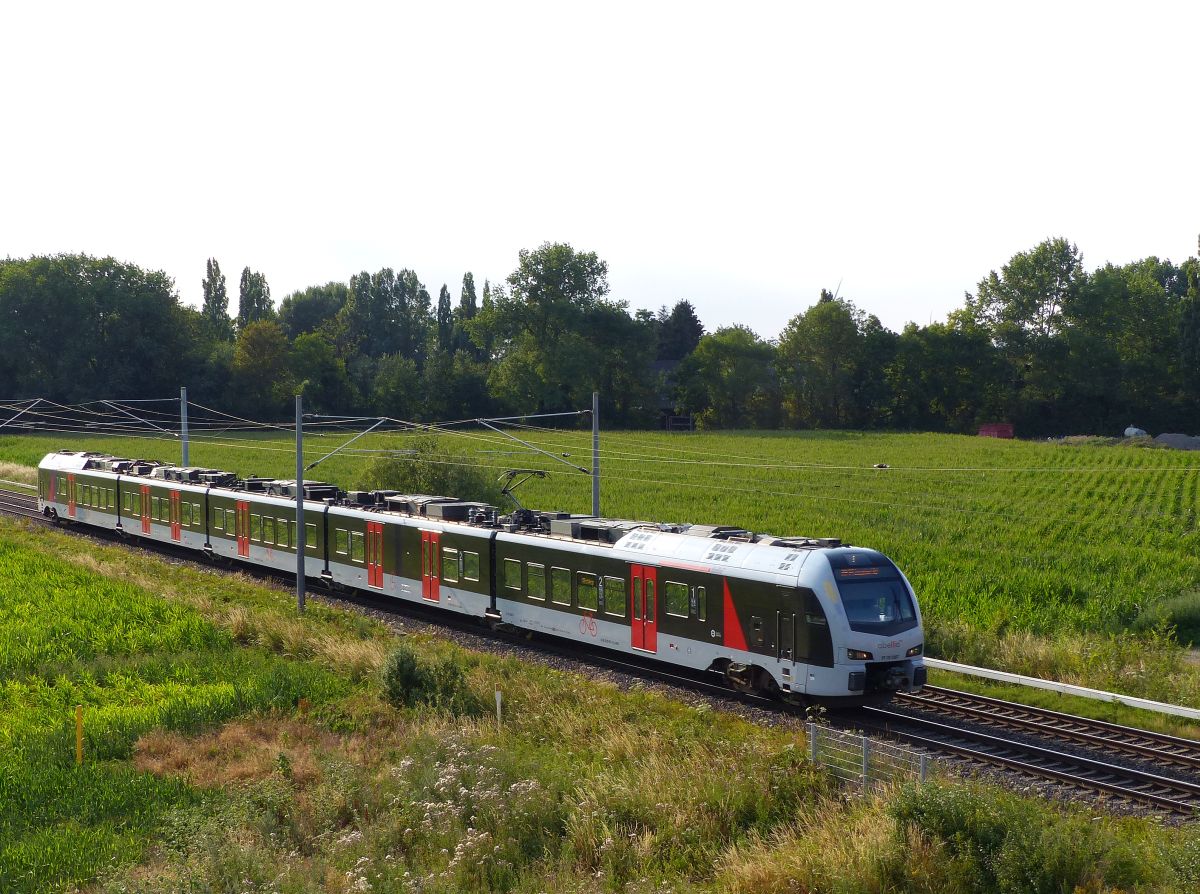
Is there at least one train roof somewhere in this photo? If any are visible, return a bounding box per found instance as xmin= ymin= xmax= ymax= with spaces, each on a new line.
xmin=40 ymin=450 xmax=847 ymax=554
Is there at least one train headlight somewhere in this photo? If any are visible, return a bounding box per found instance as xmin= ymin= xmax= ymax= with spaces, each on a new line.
xmin=906 ymin=644 xmax=923 ymax=657
xmin=847 ymin=648 xmax=873 ymax=661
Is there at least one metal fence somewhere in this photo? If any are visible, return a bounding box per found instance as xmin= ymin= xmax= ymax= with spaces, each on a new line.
xmin=807 ymin=722 xmax=930 ymax=791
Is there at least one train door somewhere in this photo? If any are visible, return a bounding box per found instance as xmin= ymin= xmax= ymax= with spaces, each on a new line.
xmin=140 ymin=484 xmax=151 ymax=534
xmin=421 ymin=530 xmax=440 ymax=601
xmin=236 ymin=500 xmax=250 ymax=557
xmin=169 ymin=491 xmax=182 ymax=541
xmin=67 ymin=474 xmax=76 ymax=518
xmin=366 ymin=522 xmax=384 ymax=588
xmin=630 ymin=564 xmax=658 ymax=653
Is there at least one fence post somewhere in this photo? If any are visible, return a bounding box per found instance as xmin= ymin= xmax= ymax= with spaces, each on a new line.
xmin=75 ymin=705 xmax=83 ymax=765
xmin=861 ymin=736 xmax=871 ymax=790
xmin=808 ymin=722 xmax=818 ymax=763
xmin=919 ymin=753 xmax=928 ymax=784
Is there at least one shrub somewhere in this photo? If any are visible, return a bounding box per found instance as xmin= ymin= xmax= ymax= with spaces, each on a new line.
xmin=354 ymin=435 xmax=505 ymax=505
xmin=380 ymin=644 xmax=478 ymax=714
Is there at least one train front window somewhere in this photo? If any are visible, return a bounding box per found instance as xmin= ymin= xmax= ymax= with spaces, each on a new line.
xmin=838 ymin=578 xmax=917 ymax=635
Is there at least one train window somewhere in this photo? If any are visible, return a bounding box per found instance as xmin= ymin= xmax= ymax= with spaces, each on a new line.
xmin=463 ymin=551 xmax=480 ymax=581
xmin=665 ymin=581 xmax=689 ymax=617
xmin=751 ymin=616 xmax=765 ymax=648
xmin=277 ymin=519 xmax=291 ymax=547
xmin=696 ymin=586 xmax=706 ymax=621
xmin=442 ymin=548 xmax=460 ymax=582
xmin=250 ymin=514 xmax=262 ymax=542
xmin=133 ymin=493 xmax=142 ymax=516
xmin=335 ymin=528 xmax=349 ymax=555
xmin=551 ymin=567 xmax=571 ymax=605
xmin=306 ymin=523 xmax=317 ymax=550
xmin=503 ymin=558 xmax=522 ymax=590
xmin=192 ymin=503 xmax=201 ymax=525
xmin=528 ymin=563 xmax=546 ymax=600
xmin=212 ymin=507 xmax=224 ymax=531
xmin=577 ymin=572 xmax=598 ymax=611
xmin=604 ymin=577 xmax=626 ymax=617
xmin=351 ymin=532 xmax=365 ymax=562
xmin=183 ymin=501 xmax=194 ymax=527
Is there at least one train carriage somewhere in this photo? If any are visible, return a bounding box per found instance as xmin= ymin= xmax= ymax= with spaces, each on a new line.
xmin=38 ymin=449 xmax=925 ymax=704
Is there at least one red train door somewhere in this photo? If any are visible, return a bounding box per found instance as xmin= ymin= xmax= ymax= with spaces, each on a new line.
xmin=630 ymin=564 xmax=658 ymax=653
xmin=140 ymin=485 xmax=151 ymax=534
xmin=67 ymin=474 xmax=76 ymax=518
xmin=421 ymin=530 xmax=440 ymax=601
xmin=236 ymin=500 xmax=250 ymax=557
xmin=366 ymin=522 xmax=384 ymax=588
xmin=170 ymin=490 xmax=181 ymax=541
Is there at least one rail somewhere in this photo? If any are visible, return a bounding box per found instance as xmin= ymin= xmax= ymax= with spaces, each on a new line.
xmin=925 ymin=658 xmax=1200 ymax=722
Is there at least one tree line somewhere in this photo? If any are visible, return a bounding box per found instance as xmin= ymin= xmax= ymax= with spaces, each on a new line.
xmin=1 ymin=238 xmax=1197 ymax=436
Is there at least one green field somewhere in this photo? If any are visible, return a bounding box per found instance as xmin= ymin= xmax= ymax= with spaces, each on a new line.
xmin=4 ymin=518 xmax=1200 ymax=893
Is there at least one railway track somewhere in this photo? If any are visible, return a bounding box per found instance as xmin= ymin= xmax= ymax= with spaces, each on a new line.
xmin=0 ymin=486 xmax=44 ymax=522
xmin=897 ymin=685 xmax=1200 ymax=772
xmin=3 ymin=486 xmax=1199 ymax=816
xmin=860 ymin=705 xmax=1200 ymax=815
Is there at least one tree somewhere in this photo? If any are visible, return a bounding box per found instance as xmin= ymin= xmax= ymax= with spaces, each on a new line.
xmin=1179 ymin=247 xmax=1200 ymax=406
xmin=201 ymin=258 xmax=232 ymax=341
xmin=776 ymin=297 xmax=865 ymax=427
xmin=965 ymin=238 xmax=1084 ymax=341
xmin=656 ymin=300 xmax=705 ymax=365
xmin=237 ymin=267 xmax=273 ymax=330
xmin=292 ymin=332 xmax=357 ymax=413
xmin=353 ymin=435 xmax=504 ymax=505
xmin=279 ymin=282 xmax=349 ymax=340
xmin=371 ymin=353 xmax=421 ymax=420
xmin=436 ymin=284 xmax=454 ymax=352
xmin=231 ymin=319 xmax=292 ymax=417
xmin=455 ymin=272 xmax=479 ymax=355
xmin=674 ymin=326 xmax=779 ymax=429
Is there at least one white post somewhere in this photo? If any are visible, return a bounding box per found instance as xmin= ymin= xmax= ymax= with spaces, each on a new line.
xmin=591 ymin=391 xmax=600 ymax=517
xmin=295 ymin=395 xmax=306 ymax=614
xmin=180 ymin=387 xmax=189 ymax=466
xmin=495 ymin=687 xmax=502 ymax=732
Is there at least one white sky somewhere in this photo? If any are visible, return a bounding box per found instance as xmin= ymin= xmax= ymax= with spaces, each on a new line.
xmin=3 ymin=1 xmax=1197 ymax=337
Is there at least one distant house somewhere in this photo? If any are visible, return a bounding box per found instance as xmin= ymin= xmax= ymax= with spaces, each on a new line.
xmin=978 ymin=423 xmax=1014 ymax=438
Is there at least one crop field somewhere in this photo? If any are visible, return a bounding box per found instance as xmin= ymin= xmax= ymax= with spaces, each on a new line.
xmin=5 ymin=428 xmax=1198 ymax=636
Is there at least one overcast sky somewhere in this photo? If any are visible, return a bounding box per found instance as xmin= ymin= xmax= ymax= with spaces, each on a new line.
xmin=3 ymin=1 xmax=1197 ymax=337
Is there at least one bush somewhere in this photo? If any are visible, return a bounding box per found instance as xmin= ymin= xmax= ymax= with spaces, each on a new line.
xmin=354 ymin=434 xmax=505 ymax=505
xmin=1134 ymin=591 xmax=1200 ymax=646
xmin=380 ymin=644 xmax=478 ymax=714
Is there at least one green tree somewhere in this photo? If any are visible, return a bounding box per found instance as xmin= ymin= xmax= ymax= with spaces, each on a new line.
xmin=372 ymin=353 xmax=421 ymax=420
xmin=655 ymin=300 xmax=705 ymax=365
xmin=674 ymin=326 xmax=779 ymax=428
xmin=201 ymin=258 xmax=233 ymax=341
xmin=777 ymin=296 xmax=865 ymax=427
xmin=436 ymin=284 xmax=454 ymax=352
xmin=237 ymin=267 xmax=273 ymax=330
xmin=279 ymin=282 xmax=349 ymax=340
xmin=231 ymin=319 xmax=292 ymax=417
xmin=966 ymin=238 xmax=1085 ymax=340
xmin=455 ymin=272 xmax=479 ymax=355
xmin=292 ymin=332 xmax=357 ymax=413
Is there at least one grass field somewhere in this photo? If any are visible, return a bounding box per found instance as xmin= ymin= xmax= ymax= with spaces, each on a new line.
xmin=3 ymin=517 xmax=1200 ymax=893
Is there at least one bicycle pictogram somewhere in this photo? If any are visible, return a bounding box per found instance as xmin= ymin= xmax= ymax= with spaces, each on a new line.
xmin=579 ymin=612 xmax=597 ymax=637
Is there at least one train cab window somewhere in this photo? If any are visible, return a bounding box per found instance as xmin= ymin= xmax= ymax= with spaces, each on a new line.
xmin=463 ymin=550 xmax=480 ymax=581
xmin=664 ymin=581 xmax=689 ymax=617
xmin=696 ymin=586 xmax=707 ymax=622
xmin=577 ymin=572 xmax=598 ymax=611
xmin=528 ymin=563 xmax=546 ymax=600
xmin=551 ymin=567 xmax=571 ymax=605
xmin=442 ymin=548 xmax=460 ymax=583
xmin=335 ymin=529 xmax=349 ymax=555
xmin=603 ymin=576 xmax=626 ymax=617
xmin=351 ymin=531 xmax=365 ymax=562
xmin=305 ymin=523 xmax=317 ymax=551
xmin=503 ymin=558 xmax=522 ymax=590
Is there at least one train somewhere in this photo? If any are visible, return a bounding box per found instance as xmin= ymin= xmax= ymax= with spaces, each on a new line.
xmin=37 ymin=449 xmax=926 ymax=704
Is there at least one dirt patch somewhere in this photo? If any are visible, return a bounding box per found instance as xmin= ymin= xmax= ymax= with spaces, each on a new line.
xmin=134 ymin=717 xmax=345 ymax=788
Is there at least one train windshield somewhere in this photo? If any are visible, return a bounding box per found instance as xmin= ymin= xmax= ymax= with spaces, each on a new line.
xmin=835 ymin=568 xmax=918 ymax=635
